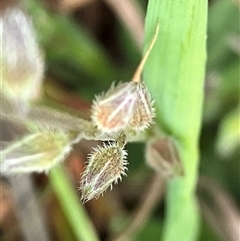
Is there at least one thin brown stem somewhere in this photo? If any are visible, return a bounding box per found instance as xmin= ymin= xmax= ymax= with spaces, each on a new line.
xmin=58 ymin=0 xmax=95 ymax=12
xmin=109 ymin=173 xmax=165 ymax=241
xmin=103 ymin=0 xmax=144 ymax=50
xmin=132 ymin=22 xmax=160 ymax=83
xmin=198 ymin=177 xmax=240 ymax=241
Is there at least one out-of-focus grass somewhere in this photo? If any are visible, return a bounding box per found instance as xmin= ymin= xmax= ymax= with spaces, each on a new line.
xmin=207 ymin=0 xmax=239 ymax=71
xmin=201 ymin=0 xmax=239 ymax=203
xmin=24 ymin=0 xmax=124 ymax=97
xmin=204 ymin=0 xmax=239 ymax=123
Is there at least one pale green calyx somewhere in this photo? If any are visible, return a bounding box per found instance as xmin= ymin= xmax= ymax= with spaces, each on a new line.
xmin=80 ymin=141 xmax=128 ymax=203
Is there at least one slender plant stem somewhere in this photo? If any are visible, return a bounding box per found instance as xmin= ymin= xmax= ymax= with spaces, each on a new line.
xmin=9 ymin=175 xmax=51 ymax=241
xmin=132 ymin=23 xmax=159 ymax=83
xmin=110 ymin=173 xmax=165 ymax=241
xmin=103 ymin=0 xmax=144 ymax=50
xmin=49 ymin=166 xmax=99 ymax=241
xmin=143 ymin=1 xmax=207 ymax=241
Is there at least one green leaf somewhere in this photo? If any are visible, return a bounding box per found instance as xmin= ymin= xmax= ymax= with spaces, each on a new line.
xmin=143 ymin=1 xmax=207 ymax=241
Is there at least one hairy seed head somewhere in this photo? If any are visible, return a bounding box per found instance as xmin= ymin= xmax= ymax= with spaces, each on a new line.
xmin=128 ymin=83 xmax=155 ymax=132
xmin=1 ymin=130 xmax=71 ymax=174
xmin=146 ymin=138 xmax=183 ymax=178
xmin=91 ymin=82 xmax=138 ymax=133
xmin=1 ymin=3 xmax=44 ymax=114
xmin=80 ymin=142 xmax=128 ymax=202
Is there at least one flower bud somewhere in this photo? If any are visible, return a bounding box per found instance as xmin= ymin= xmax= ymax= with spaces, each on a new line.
xmin=146 ymin=138 xmax=183 ymax=178
xmin=128 ymin=83 xmax=155 ymax=132
xmin=1 ymin=130 xmax=71 ymax=174
xmin=91 ymin=82 xmax=138 ymax=133
xmin=80 ymin=142 xmax=128 ymax=202
xmin=0 ymin=2 xmax=44 ymax=114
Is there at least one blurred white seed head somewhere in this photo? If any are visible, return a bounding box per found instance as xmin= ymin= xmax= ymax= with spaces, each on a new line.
xmin=0 ymin=2 xmax=44 ymax=114
xmin=91 ymin=82 xmax=138 ymax=133
xmin=80 ymin=142 xmax=128 ymax=203
xmin=128 ymin=83 xmax=155 ymax=132
xmin=0 ymin=130 xmax=72 ymax=174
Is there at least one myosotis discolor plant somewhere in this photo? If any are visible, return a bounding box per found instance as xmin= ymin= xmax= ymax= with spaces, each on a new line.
xmin=1 ymin=10 xmax=159 ymax=202
xmin=1 ymin=1 xmax=208 ymax=241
